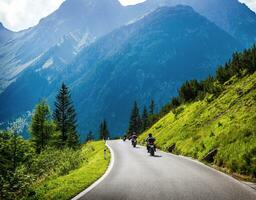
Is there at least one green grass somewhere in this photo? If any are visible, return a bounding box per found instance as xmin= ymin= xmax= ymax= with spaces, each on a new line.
xmin=139 ymin=73 xmax=256 ymax=180
xmin=28 ymin=141 xmax=110 ymax=200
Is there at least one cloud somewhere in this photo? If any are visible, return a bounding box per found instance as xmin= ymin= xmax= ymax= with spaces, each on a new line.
xmin=0 ymin=0 xmax=65 ymax=32
xmin=119 ymin=0 xmax=146 ymax=6
xmin=0 ymin=0 xmax=255 ymax=32
xmin=239 ymin=0 xmax=256 ymax=12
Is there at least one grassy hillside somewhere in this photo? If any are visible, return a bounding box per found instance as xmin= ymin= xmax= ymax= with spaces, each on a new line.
xmin=139 ymin=73 xmax=256 ymax=180
xmin=27 ymin=141 xmax=110 ymax=200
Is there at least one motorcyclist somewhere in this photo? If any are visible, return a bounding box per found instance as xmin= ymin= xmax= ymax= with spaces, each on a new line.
xmin=130 ymin=132 xmax=137 ymax=146
xmin=123 ymin=135 xmax=127 ymax=141
xmin=145 ymin=133 xmax=156 ymax=152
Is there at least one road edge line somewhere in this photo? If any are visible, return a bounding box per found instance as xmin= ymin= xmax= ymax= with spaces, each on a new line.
xmin=71 ymin=141 xmax=115 ymax=200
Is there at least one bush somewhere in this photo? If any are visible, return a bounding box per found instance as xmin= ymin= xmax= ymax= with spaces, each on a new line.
xmin=27 ymin=147 xmax=84 ymax=179
xmin=0 ymin=167 xmax=33 ymax=200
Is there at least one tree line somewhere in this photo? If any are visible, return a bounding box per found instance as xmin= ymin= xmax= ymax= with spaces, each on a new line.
xmin=0 ymin=83 xmax=110 ymax=199
xmin=0 ymin=82 xmax=111 ymax=199
xmin=126 ymin=99 xmax=157 ymax=136
xmin=30 ymin=83 xmax=79 ymax=152
xmin=0 ymin=83 xmax=80 ymax=199
xmin=127 ymin=44 xmax=256 ymax=136
xmin=167 ymin=44 xmax=256 ymax=111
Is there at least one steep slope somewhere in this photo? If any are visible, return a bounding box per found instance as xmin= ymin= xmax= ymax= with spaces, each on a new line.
xmin=0 ymin=23 xmax=13 ymax=44
xmin=1 ymin=0 xmax=256 ymax=93
xmin=66 ymin=6 xmax=241 ymax=136
xmin=0 ymin=6 xmax=243 ymax=138
xmin=144 ymin=0 xmax=256 ymax=46
xmin=0 ymin=36 xmax=79 ymax=125
xmin=0 ymin=0 xmax=146 ymax=93
xmin=139 ymin=72 xmax=256 ymax=179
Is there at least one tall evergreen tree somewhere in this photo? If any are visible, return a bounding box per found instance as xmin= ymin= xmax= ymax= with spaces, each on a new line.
xmin=103 ymin=120 xmax=109 ymax=140
xmin=86 ymin=131 xmax=94 ymax=142
xmin=99 ymin=122 xmax=104 ymax=140
xmin=142 ymin=106 xmax=149 ymax=132
xmin=128 ymin=101 xmax=141 ymax=135
xmin=99 ymin=120 xmax=109 ymax=140
xmin=149 ymin=99 xmax=155 ymax=115
xmin=54 ymin=83 xmax=79 ymax=148
xmin=30 ymin=100 xmax=54 ymax=153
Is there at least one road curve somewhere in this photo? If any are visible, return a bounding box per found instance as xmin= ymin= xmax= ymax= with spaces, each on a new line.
xmin=77 ymin=140 xmax=256 ymax=200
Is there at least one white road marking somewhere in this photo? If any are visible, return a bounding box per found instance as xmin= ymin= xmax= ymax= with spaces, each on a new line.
xmin=71 ymin=141 xmax=115 ymax=200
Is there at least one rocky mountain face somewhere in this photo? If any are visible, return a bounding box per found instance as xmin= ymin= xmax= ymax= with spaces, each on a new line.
xmin=1 ymin=0 xmax=256 ymax=139
xmin=0 ymin=0 xmax=147 ymax=93
xmin=0 ymin=23 xmax=14 ymax=44
xmin=144 ymin=0 xmax=256 ymax=46
xmin=0 ymin=6 xmax=242 ymax=138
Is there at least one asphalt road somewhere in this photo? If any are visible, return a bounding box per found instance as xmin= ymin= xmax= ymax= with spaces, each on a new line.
xmin=77 ymin=140 xmax=256 ymax=200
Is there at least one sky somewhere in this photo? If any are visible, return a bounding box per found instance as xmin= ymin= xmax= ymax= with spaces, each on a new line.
xmin=0 ymin=0 xmax=255 ymax=32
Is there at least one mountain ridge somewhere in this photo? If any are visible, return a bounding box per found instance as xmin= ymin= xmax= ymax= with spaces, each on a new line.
xmin=1 ymin=1 xmax=256 ymax=139
xmin=0 ymin=6 xmax=242 ymax=138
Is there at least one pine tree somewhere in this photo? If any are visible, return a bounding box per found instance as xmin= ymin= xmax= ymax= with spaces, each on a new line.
xmin=103 ymin=120 xmax=109 ymax=140
xmin=149 ymin=99 xmax=155 ymax=115
xmin=142 ymin=106 xmax=149 ymax=132
xmin=30 ymin=100 xmax=54 ymax=153
xmin=99 ymin=120 xmax=109 ymax=140
xmin=86 ymin=131 xmax=94 ymax=142
xmin=128 ymin=102 xmax=141 ymax=135
xmin=54 ymin=83 xmax=79 ymax=148
xmin=99 ymin=122 xmax=104 ymax=140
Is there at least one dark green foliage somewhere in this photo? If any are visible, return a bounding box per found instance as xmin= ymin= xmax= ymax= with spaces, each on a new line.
xmin=201 ymin=76 xmax=218 ymax=95
xmin=216 ymin=45 xmax=256 ymax=83
xmin=127 ymin=102 xmax=142 ymax=136
xmin=0 ymin=84 xmax=83 ymax=199
xmin=27 ymin=147 xmax=83 ymax=178
xmin=149 ymin=99 xmax=155 ymax=115
xmin=141 ymin=107 xmax=149 ymax=132
xmin=0 ymin=131 xmax=35 ymax=200
xmin=54 ymin=83 xmax=79 ymax=148
xmin=179 ymin=80 xmax=203 ymax=102
xmin=0 ymin=130 xmax=84 ymax=200
xmin=171 ymin=97 xmax=181 ymax=108
xmin=216 ymin=64 xmax=232 ymax=84
xmin=86 ymin=131 xmax=94 ymax=142
xmin=30 ymin=100 xmax=55 ymax=153
xmin=0 ymin=168 xmax=33 ymax=200
xmin=99 ymin=120 xmax=109 ymax=140
xmin=0 ymin=132 xmax=34 ymax=175
xmin=130 ymin=44 xmax=256 ymax=139
xmin=168 ymin=44 xmax=256 ymax=117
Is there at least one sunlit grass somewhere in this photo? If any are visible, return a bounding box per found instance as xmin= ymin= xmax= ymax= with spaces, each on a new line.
xmin=29 ymin=141 xmax=110 ymax=200
xmin=139 ymin=73 xmax=256 ymax=179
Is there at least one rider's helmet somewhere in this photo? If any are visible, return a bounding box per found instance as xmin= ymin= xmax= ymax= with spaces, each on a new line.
xmin=148 ymin=133 xmax=152 ymax=137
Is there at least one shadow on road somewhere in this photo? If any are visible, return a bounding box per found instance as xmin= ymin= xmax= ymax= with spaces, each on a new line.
xmin=148 ymin=155 xmax=162 ymax=158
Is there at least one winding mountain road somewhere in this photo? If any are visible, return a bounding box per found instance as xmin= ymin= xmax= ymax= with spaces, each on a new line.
xmin=75 ymin=140 xmax=256 ymax=200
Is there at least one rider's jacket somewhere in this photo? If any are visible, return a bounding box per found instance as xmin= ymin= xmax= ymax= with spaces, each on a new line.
xmin=131 ymin=134 xmax=137 ymax=141
xmin=146 ymin=136 xmax=156 ymax=145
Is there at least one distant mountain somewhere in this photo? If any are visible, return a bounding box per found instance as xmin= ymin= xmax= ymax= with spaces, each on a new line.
xmin=1 ymin=0 xmax=256 ymax=94
xmin=0 ymin=6 xmax=242 ymax=138
xmin=144 ymin=0 xmax=256 ymax=46
xmin=0 ymin=23 xmax=13 ymax=44
xmin=68 ymin=5 xmax=242 ymax=136
xmin=0 ymin=0 xmax=146 ymax=93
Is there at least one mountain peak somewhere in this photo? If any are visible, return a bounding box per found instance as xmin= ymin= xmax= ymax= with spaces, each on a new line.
xmin=0 ymin=22 xmax=13 ymax=43
xmin=0 ymin=22 xmax=8 ymax=31
xmin=154 ymin=5 xmax=195 ymax=15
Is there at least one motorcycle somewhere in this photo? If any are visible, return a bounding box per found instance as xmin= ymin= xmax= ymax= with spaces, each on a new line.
xmin=148 ymin=144 xmax=155 ymax=156
xmin=131 ymin=139 xmax=137 ymax=148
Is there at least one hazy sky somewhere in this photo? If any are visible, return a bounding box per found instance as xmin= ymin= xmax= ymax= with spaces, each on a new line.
xmin=0 ymin=0 xmax=254 ymax=32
